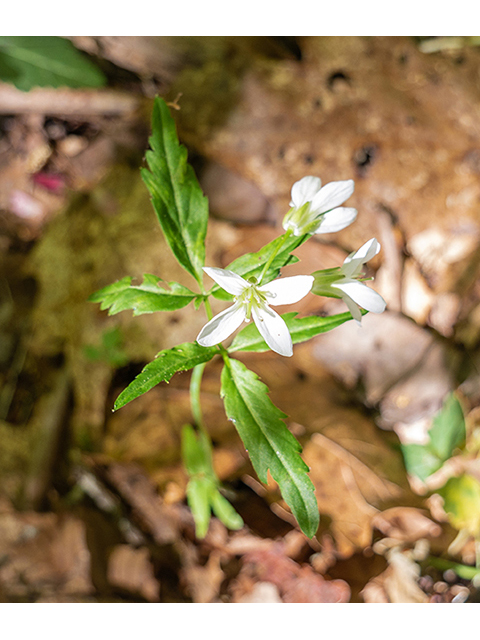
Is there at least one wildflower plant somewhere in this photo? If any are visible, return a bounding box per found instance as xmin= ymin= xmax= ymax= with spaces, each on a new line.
xmin=90 ymin=98 xmax=386 ymax=539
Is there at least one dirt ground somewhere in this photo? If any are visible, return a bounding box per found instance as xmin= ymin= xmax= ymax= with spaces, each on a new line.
xmin=2 ymin=36 xmax=480 ymax=603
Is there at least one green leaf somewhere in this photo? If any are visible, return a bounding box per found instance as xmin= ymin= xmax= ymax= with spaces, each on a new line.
xmin=186 ymin=476 xmax=214 ymax=538
xmin=182 ymin=425 xmax=243 ymax=538
xmin=228 ymin=310 xmax=358 ymax=353
xmin=428 ymin=393 xmax=465 ymax=461
xmin=114 ymin=342 xmax=218 ymax=410
xmin=438 ymin=475 xmax=480 ymax=536
xmin=220 ymin=358 xmax=319 ymax=538
xmin=142 ymin=97 xmax=208 ymax=285
xmin=89 ymin=274 xmax=197 ymax=316
xmin=210 ymin=490 xmax=244 ymax=530
xmin=182 ymin=425 xmax=214 ymax=476
xmin=0 ymin=36 xmax=106 ymax=91
xmin=401 ymin=393 xmax=466 ymax=482
xmin=400 ymin=443 xmax=444 ymax=483
xmin=209 ymin=233 xmax=307 ymax=300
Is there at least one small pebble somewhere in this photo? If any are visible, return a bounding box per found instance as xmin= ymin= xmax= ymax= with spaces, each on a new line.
xmin=443 ymin=569 xmax=457 ymax=583
xmin=419 ymin=575 xmax=434 ymax=592
xmin=429 ymin=594 xmax=445 ymax=603
xmin=57 ymin=135 xmax=88 ymax=157
xmin=44 ymin=120 xmax=66 ymax=140
xmin=433 ymin=581 xmax=448 ymax=594
xmin=451 ymin=585 xmax=470 ymax=603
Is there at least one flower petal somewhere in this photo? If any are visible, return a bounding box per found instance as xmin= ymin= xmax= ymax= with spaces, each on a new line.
xmin=311 ymin=179 xmax=355 ymax=215
xmin=252 ymin=304 xmax=293 ymax=357
xmin=342 ymin=295 xmax=363 ymax=325
xmin=196 ymin=302 xmax=246 ymax=347
xmin=355 ymin=238 xmax=381 ymax=262
xmin=313 ymin=207 xmax=358 ymax=234
xmin=333 ymin=280 xmax=386 ymax=314
xmin=341 ymin=238 xmax=381 ymax=279
xmin=259 ymin=275 xmax=314 ymax=306
xmin=203 ymin=267 xmax=248 ymax=296
xmin=290 ymin=176 xmax=322 ymax=208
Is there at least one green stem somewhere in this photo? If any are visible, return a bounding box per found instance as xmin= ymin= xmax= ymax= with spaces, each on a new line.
xmin=425 ymin=556 xmax=480 ymax=581
xmin=258 ymin=229 xmax=293 ymax=285
xmin=190 ymin=362 xmax=208 ymax=431
xmin=203 ymin=296 xmax=214 ymax=322
xmin=192 ymin=283 xmax=227 ymax=430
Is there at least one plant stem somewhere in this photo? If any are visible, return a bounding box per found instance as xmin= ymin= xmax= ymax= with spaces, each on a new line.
xmin=258 ymin=229 xmax=293 ymax=285
xmin=190 ymin=362 xmax=208 ymax=431
xmin=203 ymin=296 xmax=214 ymax=321
xmin=425 ymin=555 xmax=480 ymax=581
xmin=192 ymin=278 xmax=227 ymax=431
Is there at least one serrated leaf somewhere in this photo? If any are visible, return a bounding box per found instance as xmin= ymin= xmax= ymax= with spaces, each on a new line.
xmin=89 ymin=274 xmax=197 ymax=316
xmin=0 ymin=36 xmax=106 ymax=91
xmin=114 ymin=342 xmax=218 ymax=410
xmin=209 ymin=233 xmax=307 ymax=299
xmin=142 ymin=97 xmax=208 ymax=285
xmin=228 ymin=310 xmax=358 ymax=353
xmin=220 ymin=358 xmax=319 ymax=538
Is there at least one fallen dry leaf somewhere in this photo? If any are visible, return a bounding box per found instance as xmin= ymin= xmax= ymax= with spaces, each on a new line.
xmin=238 ymin=581 xmax=282 ymax=603
xmin=179 ymin=541 xmax=225 ymax=604
xmin=102 ymin=462 xmax=180 ymax=546
xmin=372 ymin=507 xmax=442 ymax=544
xmin=231 ymin=543 xmax=350 ymax=603
xmin=0 ymin=502 xmax=93 ymax=600
xmin=361 ymin=548 xmax=428 ymax=603
xmin=304 ymin=432 xmax=403 ymax=558
xmin=107 ymin=545 xmax=159 ymax=602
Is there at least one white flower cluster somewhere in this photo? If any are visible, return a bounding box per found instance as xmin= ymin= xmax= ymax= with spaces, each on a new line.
xmin=197 ymin=176 xmax=386 ymax=357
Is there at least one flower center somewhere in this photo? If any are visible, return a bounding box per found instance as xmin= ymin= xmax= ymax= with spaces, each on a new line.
xmin=235 ymin=284 xmax=268 ymax=321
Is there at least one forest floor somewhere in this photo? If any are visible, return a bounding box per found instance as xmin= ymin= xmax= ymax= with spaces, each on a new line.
xmin=2 ymin=36 xmax=480 ymax=603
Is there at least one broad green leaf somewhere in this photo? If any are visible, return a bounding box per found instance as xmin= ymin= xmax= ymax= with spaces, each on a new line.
xmin=401 ymin=393 xmax=466 ymax=482
xmin=114 ymin=342 xmax=218 ymax=410
xmin=0 ymin=36 xmax=106 ymax=91
xmin=209 ymin=233 xmax=307 ymax=300
xmin=182 ymin=425 xmax=243 ymax=538
xmin=89 ymin=274 xmax=197 ymax=316
xmin=438 ymin=475 xmax=480 ymax=536
xmin=142 ymin=97 xmax=208 ymax=285
xmin=428 ymin=393 xmax=465 ymax=462
xmin=221 ymin=358 xmax=319 ymax=538
xmin=228 ymin=310 xmax=358 ymax=353
xmin=400 ymin=443 xmax=444 ymax=483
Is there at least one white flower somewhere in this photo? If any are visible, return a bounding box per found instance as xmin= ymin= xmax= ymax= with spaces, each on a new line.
xmin=312 ymin=238 xmax=386 ymax=324
xmin=197 ymin=267 xmax=314 ymax=357
xmin=282 ymin=175 xmax=357 ymax=237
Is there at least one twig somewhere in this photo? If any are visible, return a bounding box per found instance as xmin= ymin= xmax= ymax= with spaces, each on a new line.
xmin=0 ymin=84 xmax=142 ymax=117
